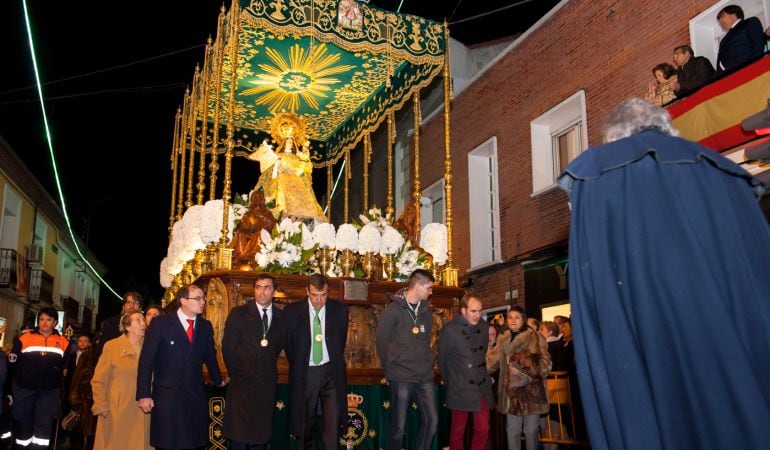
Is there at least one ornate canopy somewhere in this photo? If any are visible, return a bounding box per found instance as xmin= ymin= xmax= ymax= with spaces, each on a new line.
xmin=201 ymin=0 xmax=447 ymax=166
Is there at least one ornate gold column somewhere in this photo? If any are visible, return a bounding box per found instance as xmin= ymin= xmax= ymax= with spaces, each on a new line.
xmin=386 ymin=113 xmax=394 ymax=217
xmin=169 ymin=107 xmax=181 ymax=234
xmin=412 ymin=91 xmax=422 ymax=234
xmin=218 ymin=1 xmax=240 ymax=269
xmin=185 ymin=65 xmax=200 ymax=209
xmin=363 ymin=132 xmax=370 ymax=212
xmin=442 ymin=22 xmax=458 ymax=287
xmin=196 ymin=39 xmax=213 ymax=205
xmin=326 ymin=163 xmax=332 ymax=221
xmin=176 ymin=88 xmax=190 ymax=221
xmin=209 ymin=5 xmax=226 ymax=201
xmin=344 ymin=150 xmax=350 ymax=223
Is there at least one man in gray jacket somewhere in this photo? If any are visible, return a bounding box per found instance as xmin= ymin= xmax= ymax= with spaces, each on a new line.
xmin=438 ymin=294 xmax=495 ymax=450
xmin=376 ymin=269 xmax=436 ymax=450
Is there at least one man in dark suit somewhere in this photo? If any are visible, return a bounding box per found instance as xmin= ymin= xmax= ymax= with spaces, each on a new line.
xmin=137 ymin=284 xmax=223 ymax=450
xmin=93 ymin=291 xmax=142 ymax=361
xmin=715 ymin=4 xmax=766 ymax=75
xmin=285 ymin=274 xmax=349 ymax=450
xmin=672 ymin=45 xmax=715 ymax=97
xmin=221 ymin=273 xmax=288 ymax=450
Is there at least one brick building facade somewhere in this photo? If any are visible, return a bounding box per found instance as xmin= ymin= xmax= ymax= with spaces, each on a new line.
xmin=417 ymin=0 xmax=716 ymax=315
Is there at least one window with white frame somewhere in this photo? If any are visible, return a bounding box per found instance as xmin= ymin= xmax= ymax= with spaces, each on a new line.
xmin=552 ymin=123 xmax=583 ymax=180
xmin=1 ymin=186 xmax=22 ymax=250
xmin=420 ymin=178 xmax=445 ymax=227
xmin=33 ymin=216 xmax=48 ymax=265
xmin=530 ymin=90 xmax=588 ymax=195
xmin=468 ymin=137 xmax=502 ymax=269
xmin=689 ymin=0 xmax=768 ymax=68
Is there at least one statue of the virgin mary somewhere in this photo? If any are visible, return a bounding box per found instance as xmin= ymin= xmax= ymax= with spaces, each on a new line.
xmin=248 ymin=113 xmax=326 ymax=221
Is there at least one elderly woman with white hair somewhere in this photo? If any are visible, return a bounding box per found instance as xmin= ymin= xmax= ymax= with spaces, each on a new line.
xmin=557 ymin=98 xmax=770 ymax=450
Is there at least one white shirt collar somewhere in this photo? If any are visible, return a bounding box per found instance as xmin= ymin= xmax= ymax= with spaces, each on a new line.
xmin=177 ymin=308 xmax=196 ymax=322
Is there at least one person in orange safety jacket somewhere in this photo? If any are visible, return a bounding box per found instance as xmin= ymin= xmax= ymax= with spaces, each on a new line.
xmin=8 ymin=307 xmax=74 ymax=449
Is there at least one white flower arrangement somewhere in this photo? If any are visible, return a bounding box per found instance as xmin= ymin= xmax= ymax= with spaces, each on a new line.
xmin=256 ymin=218 xmax=317 ymax=274
xmin=312 ymin=223 xmax=337 ymax=249
xmin=161 ymin=199 xmax=248 ymax=284
xmin=335 ymin=223 xmax=359 ymax=251
xmin=395 ymin=248 xmax=421 ymax=279
xmin=380 ymin=225 xmax=404 ymax=256
xmin=159 ymin=257 xmax=174 ymax=288
xmin=358 ymin=224 xmax=382 ymax=254
xmin=354 ymin=205 xmax=392 ymax=232
xmin=420 ymin=223 xmax=448 ymax=265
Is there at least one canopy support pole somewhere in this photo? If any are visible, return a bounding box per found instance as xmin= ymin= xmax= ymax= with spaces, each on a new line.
xmin=176 ymin=88 xmax=190 ymax=221
xmin=218 ymin=2 xmax=240 ymax=269
xmin=209 ymin=6 xmax=227 ymax=201
xmin=197 ymin=39 xmax=213 ymax=205
xmin=412 ymin=91 xmax=421 ymax=236
xmin=442 ymin=22 xmax=458 ymax=287
xmin=186 ymin=65 xmax=200 ymax=209
xmin=363 ymin=132 xmax=370 ymax=212
xmin=169 ymin=107 xmax=181 ymax=235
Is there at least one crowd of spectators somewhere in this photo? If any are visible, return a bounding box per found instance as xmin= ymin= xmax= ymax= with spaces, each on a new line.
xmin=643 ymin=4 xmax=769 ymax=107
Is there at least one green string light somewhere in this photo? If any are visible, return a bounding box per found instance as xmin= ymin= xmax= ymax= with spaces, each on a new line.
xmin=22 ymin=0 xmax=121 ymax=301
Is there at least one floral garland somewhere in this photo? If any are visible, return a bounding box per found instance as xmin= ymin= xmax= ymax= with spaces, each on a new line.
xmin=255 ymin=218 xmax=317 ymax=274
xmin=161 ymin=203 xmax=447 ymax=286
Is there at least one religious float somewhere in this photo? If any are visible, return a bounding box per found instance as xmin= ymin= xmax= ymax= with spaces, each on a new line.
xmin=160 ymin=1 xmax=462 ymax=448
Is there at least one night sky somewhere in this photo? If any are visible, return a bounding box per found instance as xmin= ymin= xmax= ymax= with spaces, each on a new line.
xmin=0 ymin=0 xmax=558 ymax=315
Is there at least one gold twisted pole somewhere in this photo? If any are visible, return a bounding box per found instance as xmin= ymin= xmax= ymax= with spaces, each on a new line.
xmin=196 ymin=38 xmax=213 ymax=205
xmin=442 ymin=22 xmax=458 ymax=287
xmin=220 ymin=1 xmax=240 ymax=259
xmin=363 ymin=132 xmax=370 ymax=212
xmin=326 ymin=163 xmax=332 ymax=221
xmin=185 ymin=65 xmax=200 ymax=209
xmin=412 ymin=91 xmax=421 ymax=234
xmin=209 ymin=5 xmax=226 ymax=201
xmin=386 ymin=113 xmax=394 ymax=217
xmin=344 ymin=150 xmax=350 ymax=223
xmin=169 ymin=107 xmax=181 ymax=234
xmin=176 ymin=88 xmax=190 ymax=220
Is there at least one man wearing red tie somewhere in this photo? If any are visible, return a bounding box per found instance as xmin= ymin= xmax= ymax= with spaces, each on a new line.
xmin=136 ymin=284 xmax=223 ymax=450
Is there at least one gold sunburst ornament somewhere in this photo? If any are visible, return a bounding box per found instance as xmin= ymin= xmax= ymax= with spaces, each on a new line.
xmin=242 ymin=42 xmax=355 ymax=113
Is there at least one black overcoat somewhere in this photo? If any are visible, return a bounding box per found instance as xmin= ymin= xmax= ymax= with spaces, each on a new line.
xmin=284 ymin=298 xmax=349 ymax=438
xmin=136 ymin=312 xmax=223 ymax=449
xmin=221 ymin=302 xmax=288 ymax=445
xmin=438 ymin=316 xmax=494 ymax=412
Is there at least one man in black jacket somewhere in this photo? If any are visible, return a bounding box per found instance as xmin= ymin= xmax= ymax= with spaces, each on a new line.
xmin=376 ymin=269 xmax=436 ymax=450
xmin=285 ymin=274 xmax=349 ymax=450
xmin=221 ymin=273 xmax=287 ymax=450
xmin=438 ymin=294 xmax=495 ymax=450
xmin=672 ymin=45 xmax=715 ymax=98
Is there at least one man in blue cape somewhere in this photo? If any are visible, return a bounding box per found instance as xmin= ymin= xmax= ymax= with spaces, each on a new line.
xmin=557 ymin=98 xmax=770 ymax=449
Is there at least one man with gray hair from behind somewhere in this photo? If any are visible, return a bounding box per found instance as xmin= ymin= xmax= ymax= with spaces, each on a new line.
xmin=557 ymin=98 xmax=770 ymax=450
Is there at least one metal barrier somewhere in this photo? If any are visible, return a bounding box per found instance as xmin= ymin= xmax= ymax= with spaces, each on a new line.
xmin=540 ymin=371 xmax=589 ymax=447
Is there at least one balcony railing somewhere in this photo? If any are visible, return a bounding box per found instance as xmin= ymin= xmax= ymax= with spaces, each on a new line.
xmin=0 ymin=249 xmax=17 ymax=289
xmin=62 ymin=296 xmax=80 ymax=325
xmin=28 ymin=269 xmax=54 ymax=304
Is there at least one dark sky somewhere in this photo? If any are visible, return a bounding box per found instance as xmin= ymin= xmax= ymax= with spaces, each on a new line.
xmin=0 ymin=0 xmax=558 ymax=311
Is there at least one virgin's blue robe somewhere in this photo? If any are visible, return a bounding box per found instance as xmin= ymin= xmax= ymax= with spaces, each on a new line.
xmin=558 ymin=130 xmax=770 ymax=450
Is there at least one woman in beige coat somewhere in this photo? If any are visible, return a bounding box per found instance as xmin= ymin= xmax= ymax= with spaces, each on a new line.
xmin=91 ymin=311 xmax=152 ymax=450
xmin=487 ymin=306 xmax=551 ymax=450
